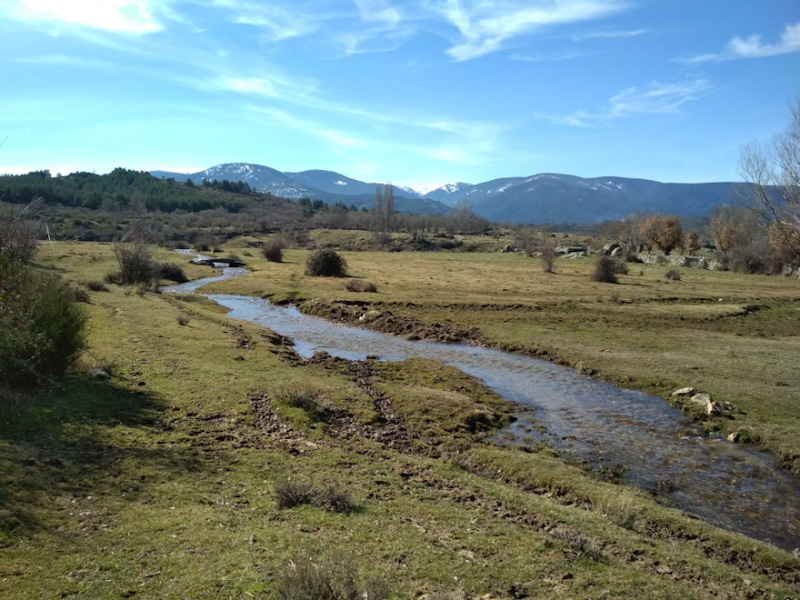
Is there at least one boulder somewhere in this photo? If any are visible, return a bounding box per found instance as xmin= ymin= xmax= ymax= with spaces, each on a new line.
xmin=88 ymin=367 xmax=111 ymax=381
xmin=189 ymin=257 xmax=246 ymax=267
xmin=672 ymin=387 xmax=695 ymax=397
xmin=556 ymin=246 xmax=588 ymax=256
xmin=602 ymin=242 xmax=621 ymax=256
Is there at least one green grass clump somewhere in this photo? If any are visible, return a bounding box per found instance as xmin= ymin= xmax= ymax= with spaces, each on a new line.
xmin=275 ymin=554 xmax=389 ymax=600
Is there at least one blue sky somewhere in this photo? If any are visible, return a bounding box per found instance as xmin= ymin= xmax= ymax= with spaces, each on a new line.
xmin=1 ymin=0 xmax=799 ymax=190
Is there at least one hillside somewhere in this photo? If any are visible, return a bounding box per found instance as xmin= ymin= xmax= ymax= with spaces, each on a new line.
xmin=154 ymin=163 xmax=750 ymax=224
xmin=152 ymin=164 xmax=451 ymax=215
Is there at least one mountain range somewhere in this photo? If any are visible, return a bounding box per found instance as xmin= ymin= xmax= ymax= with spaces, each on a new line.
xmin=151 ymin=163 xmax=747 ymax=224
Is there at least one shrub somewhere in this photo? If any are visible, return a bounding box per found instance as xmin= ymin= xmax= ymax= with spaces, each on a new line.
xmin=274 ymin=481 xmax=355 ymax=513
xmin=0 ymin=256 xmax=86 ymax=387
xmin=665 ymin=269 xmax=681 ymax=281
xmin=306 ymin=249 xmax=347 ymax=277
xmin=612 ymin=260 xmax=628 ymax=275
xmin=111 ymin=241 xmax=159 ymax=285
xmin=261 ymin=239 xmax=284 ymax=263
xmin=0 ymin=205 xmax=40 ymax=263
xmin=540 ymin=241 xmax=556 ymax=273
xmin=73 ymin=287 xmax=91 ymax=303
xmin=275 ymin=481 xmax=315 ymax=509
xmin=159 ymin=262 xmax=188 ymax=283
xmin=275 ymin=554 xmax=389 ymax=600
xmin=86 ymin=280 xmax=110 ymax=292
xmin=314 ymin=484 xmax=355 ymax=514
xmin=591 ymin=257 xmax=619 ymax=283
xmin=344 ymin=279 xmax=378 ymax=293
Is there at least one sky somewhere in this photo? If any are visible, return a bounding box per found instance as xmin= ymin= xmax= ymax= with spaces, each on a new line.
xmin=1 ymin=1 xmax=799 ymax=191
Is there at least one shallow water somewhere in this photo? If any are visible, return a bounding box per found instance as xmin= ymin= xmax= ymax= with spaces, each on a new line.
xmin=166 ymin=267 xmax=800 ymax=552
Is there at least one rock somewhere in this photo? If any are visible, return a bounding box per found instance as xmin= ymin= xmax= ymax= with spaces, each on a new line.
xmin=88 ymin=367 xmax=111 ymax=381
xmin=706 ymin=401 xmax=722 ymax=415
xmin=500 ymin=244 xmax=517 ymax=253
xmin=689 ymin=392 xmax=711 ymax=406
xmin=672 ymin=387 xmax=695 ymax=397
xmin=556 ymin=246 xmax=588 ymax=255
xmin=190 ymin=257 xmax=246 ymax=267
xmin=610 ymin=246 xmax=623 ymax=257
xmin=727 ymin=431 xmax=740 ymax=443
xmin=602 ymin=242 xmax=621 ymax=256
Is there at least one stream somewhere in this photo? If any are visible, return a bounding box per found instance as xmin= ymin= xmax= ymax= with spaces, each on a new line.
xmin=164 ymin=260 xmax=800 ymax=552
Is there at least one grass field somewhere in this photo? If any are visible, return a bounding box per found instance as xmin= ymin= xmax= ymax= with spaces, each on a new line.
xmin=204 ymin=235 xmax=800 ymax=475
xmin=0 ymin=239 xmax=798 ymax=599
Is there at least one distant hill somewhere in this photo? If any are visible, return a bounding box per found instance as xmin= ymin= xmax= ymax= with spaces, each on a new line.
xmin=152 ymin=164 xmax=451 ymax=215
xmin=153 ymin=164 xmax=750 ymax=223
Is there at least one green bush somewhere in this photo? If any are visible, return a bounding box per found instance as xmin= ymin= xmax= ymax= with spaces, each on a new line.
xmin=110 ymin=241 xmax=159 ymax=285
xmin=0 ymin=256 xmax=86 ymax=387
xmin=159 ymin=262 xmax=188 ymax=283
xmin=305 ymin=248 xmax=347 ymax=277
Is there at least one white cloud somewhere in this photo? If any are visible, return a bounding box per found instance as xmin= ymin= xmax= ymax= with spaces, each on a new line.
xmin=425 ymin=0 xmax=626 ymax=61
xmin=539 ymin=79 xmax=711 ymax=127
xmin=571 ymin=27 xmax=646 ymax=41
xmin=14 ymin=0 xmax=165 ymax=34
xmin=212 ymin=0 xmax=321 ymax=41
xmin=510 ymin=50 xmax=583 ymax=62
xmin=13 ymin=54 xmax=114 ymax=68
xmin=682 ymin=21 xmax=800 ymax=63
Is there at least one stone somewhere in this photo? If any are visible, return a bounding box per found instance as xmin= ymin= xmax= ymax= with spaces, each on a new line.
xmin=88 ymin=368 xmax=111 ymax=381
xmin=689 ymin=392 xmax=711 ymax=406
xmin=556 ymin=246 xmax=588 ymax=255
xmin=672 ymin=387 xmax=695 ymax=397
xmin=727 ymin=431 xmax=740 ymax=443
xmin=602 ymin=242 xmax=621 ymax=256
xmin=706 ymin=401 xmax=722 ymax=415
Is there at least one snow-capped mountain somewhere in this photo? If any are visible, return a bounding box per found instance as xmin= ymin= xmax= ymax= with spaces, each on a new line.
xmin=151 ymin=163 xmax=451 ymax=214
xmin=152 ymin=163 xmax=746 ymax=223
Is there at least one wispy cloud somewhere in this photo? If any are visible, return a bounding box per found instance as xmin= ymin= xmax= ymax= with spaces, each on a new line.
xmin=12 ymin=0 xmax=168 ymax=34
xmin=510 ymin=49 xmax=583 ymax=62
xmin=211 ymin=0 xmax=322 ymax=41
xmin=13 ymin=54 xmax=115 ymax=68
xmin=572 ymin=27 xmax=647 ymax=41
xmin=425 ymin=0 xmax=626 ymax=61
xmin=681 ymin=21 xmax=800 ymax=63
xmin=245 ymin=105 xmax=367 ymax=149
xmin=539 ymin=79 xmax=711 ymax=127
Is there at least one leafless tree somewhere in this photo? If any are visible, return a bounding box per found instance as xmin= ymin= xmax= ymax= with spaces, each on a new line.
xmin=738 ymin=96 xmax=800 ymax=263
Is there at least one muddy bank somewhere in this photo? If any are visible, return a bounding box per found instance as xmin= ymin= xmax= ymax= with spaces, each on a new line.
xmin=300 ymin=298 xmax=484 ymax=345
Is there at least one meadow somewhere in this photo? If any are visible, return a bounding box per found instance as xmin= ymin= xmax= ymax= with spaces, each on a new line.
xmin=0 ymin=237 xmax=798 ymax=599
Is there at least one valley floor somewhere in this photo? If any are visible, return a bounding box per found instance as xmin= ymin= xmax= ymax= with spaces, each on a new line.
xmin=1 ymin=239 xmax=798 ymax=599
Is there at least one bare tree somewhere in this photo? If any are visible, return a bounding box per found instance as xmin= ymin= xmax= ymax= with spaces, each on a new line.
xmin=738 ymin=96 xmax=800 ymax=263
xmin=372 ymin=184 xmax=394 ymax=232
